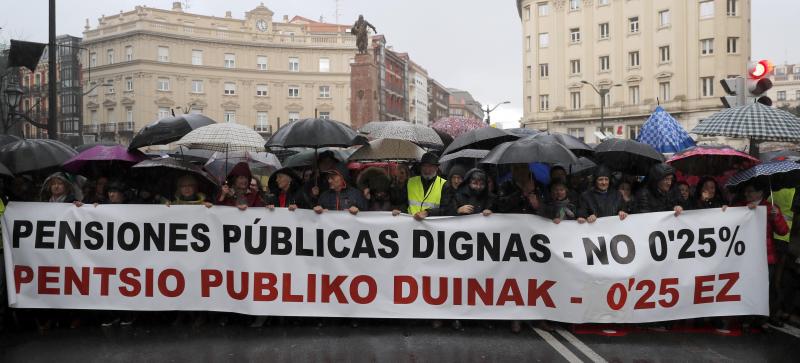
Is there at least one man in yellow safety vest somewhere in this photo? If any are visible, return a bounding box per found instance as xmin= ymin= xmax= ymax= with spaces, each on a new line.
xmin=407 ymin=152 xmax=447 ymax=220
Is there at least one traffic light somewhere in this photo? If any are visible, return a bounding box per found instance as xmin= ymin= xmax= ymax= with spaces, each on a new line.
xmin=746 ymin=60 xmax=774 ymax=106
xmin=720 ymin=77 xmax=746 ymax=108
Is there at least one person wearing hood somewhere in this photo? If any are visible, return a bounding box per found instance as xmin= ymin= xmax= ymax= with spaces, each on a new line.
xmin=451 ymin=168 xmax=496 ymax=216
xmin=497 ymin=164 xmax=541 ymax=214
xmin=41 ymin=172 xmax=82 ymax=203
xmin=407 ymin=152 xmax=447 ymax=220
xmin=358 ymin=167 xmax=401 ymax=212
xmin=577 ymin=165 xmax=628 ymax=223
xmin=635 ymin=163 xmax=683 ymax=216
xmin=313 ymin=163 xmax=366 ymax=215
xmin=216 ymin=162 xmax=265 ymax=210
xmin=266 ymin=168 xmax=312 ymax=211
xmin=420 ymin=165 xmax=466 ymax=218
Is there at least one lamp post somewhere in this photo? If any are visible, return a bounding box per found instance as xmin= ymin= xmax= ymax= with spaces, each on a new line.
xmin=581 ymin=80 xmax=622 ymax=134
xmin=483 ymin=101 xmax=510 ymax=125
xmin=3 ymin=82 xmax=49 ymax=135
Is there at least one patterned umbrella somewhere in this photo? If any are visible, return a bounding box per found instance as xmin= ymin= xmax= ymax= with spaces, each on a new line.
xmin=128 ymin=114 xmax=216 ymax=150
xmin=691 ymin=102 xmax=800 ymax=142
xmin=725 ymin=160 xmax=800 ymax=191
xmin=760 ymin=149 xmax=800 ymax=162
xmin=442 ymin=127 xmax=518 ymax=155
xmin=594 ymin=138 xmax=666 ymax=175
xmin=667 ymin=145 xmax=759 ymax=176
xmin=0 ymin=139 xmax=77 ymax=174
xmin=175 ymin=123 xmax=266 ymax=152
xmin=267 ymin=118 xmax=360 ymax=149
xmin=62 ymin=145 xmax=146 ymax=174
xmin=638 ymin=106 xmax=696 ymax=153
xmin=439 ymin=149 xmax=490 ymax=163
xmin=360 ymin=121 xmax=443 ymax=149
xmin=348 ymin=138 xmax=426 ymax=162
xmin=204 ymin=151 xmax=281 ymax=183
xmin=431 ymin=116 xmax=487 ymax=138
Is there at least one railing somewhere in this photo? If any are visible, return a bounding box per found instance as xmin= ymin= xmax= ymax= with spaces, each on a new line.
xmin=101 ymin=123 xmax=117 ymax=133
xmin=83 ymin=124 xmax=99 ymax=134
xmin=254 ymin=124 xmax=272 ymax=133
xmin=117 ymin=122 xmax=135 ymax=132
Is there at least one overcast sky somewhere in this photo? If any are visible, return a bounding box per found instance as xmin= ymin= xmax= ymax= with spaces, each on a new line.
xmin=3 ymin=0 xmax=800 ymax=128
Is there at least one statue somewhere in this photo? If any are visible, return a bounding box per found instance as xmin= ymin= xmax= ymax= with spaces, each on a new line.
xmin=351 ymin=15 xmax=377 ymax=55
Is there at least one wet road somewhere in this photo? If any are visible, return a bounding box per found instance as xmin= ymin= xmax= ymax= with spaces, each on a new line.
xmin=2 ymin=318 xmax=799 ymax=362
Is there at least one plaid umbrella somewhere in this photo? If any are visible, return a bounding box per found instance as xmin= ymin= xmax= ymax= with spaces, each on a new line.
xmin=175 ymin=123 xmax=266 ymax=152
xmin=594 ymin=138 xmax=666 ymax=176
xmin=667 ymin=145 xmax=759 ymax=176
xmin=691 ymin=102 xmax=800 ymax=142
xmin=204 ymin=151 xmax=281 ymax=183
xmin=431 ymin=116 xmax=487 ymax=138
xmin=360 ymin=121 xmax=443 ymax=149
xmin=725 ymin=160 xmax=800 ymax=191
xmin=638 ymin=106 xmax=696 ymax=153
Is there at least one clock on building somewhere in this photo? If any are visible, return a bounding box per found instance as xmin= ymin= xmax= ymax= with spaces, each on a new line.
xmin=256 ymin=19 xmax=268 ymax=32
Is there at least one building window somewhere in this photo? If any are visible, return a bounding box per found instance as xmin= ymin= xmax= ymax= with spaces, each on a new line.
xmin=319 ymin=111 xmax=331 ymax=120
xmin=288 ymin=112 xmax=300 ymax=122
xmin=570 ymin=91 xmax=581 ymax=110
xmin=659 ymin=81 xmax=671 ymax=102
xmin=777 ymin=91 xmax=787 ymax=101
xmin=539 ymin=95 xmax=550 ymax=111
xmin=191 ymin=80 xmax=204 ymax=93
xmin=538 ymin=2 xmax=549 ymax=16
xmin=701 ymin=77 xmax=715 ymax=97
xmin=224 ymin=82 xmax=236 ymax=95
xmin=598 ymin=0 xmax=609 ymax=5
xmin=288 ymin=86 xmax=300 ymax=98
xmin=257 ymin=56 xmax=268 ymax=71
xmin=570 ymin=59 xmax=581 ymax=75
xmin=526 ymin=66 xmax=532 ymax=81
xmin=224 ymin=111 xmax=235 ymax=123
xmin=570 ymin=28 xmax=581 ymax=43
xmin=90 ymin=110 xmax=98 ymax=124
xmin=524 ymin=5 xmax=531 ymax=20
xmin=569 ymin=0 xmax=580 ymax=11
xmin=125 ymin=77 xmax=133 ymax=91
xmin=190 ymin=108 xmax=203 ymax=115
xmin=727 ymin=0 xmax=738 ymax=16
xmin=659 ymin=10 xmax=671 ymax=27
xmin=252 ymin=84 xmax=267 ymax=97
xmin=319 ymin=58 xmax=330 ymax=72
xmin=568 ymin=128 xmax=585 ymax=142
xmin=599 ymin=56 xmax=610 ymax=72
xmin=125 ymin=46 xmax=133 ymax=61
xmin=90 ymin=52 xmax=97 ymax=67
xmin=629 ymin=17 xmax=639 ymax=33
xmin=526 ymin=36 xmax=531 ymax=51
xmin=256 ymin=112 xmax=268 ymax=126
xmin=603 ymin=92 xmax=611 ymax=107
xmin=224 ymin=53 xmax=236 ymax=68
xmin=107 ymin=108 xmax=116 ymax=123
xmin=539 ymin=33 xmax=549 ymax=48
xmin=628 ymin=124 xmax=643 ymax=140
xmin=107 ymin=49 xmax=114 ymax=65
xmin=599 ymin=23 xmax=610 ymax=39
xmin=727 ymin=37 xmax=739 ymax=54
xmin=629 ymin=86 xmax=640 ymax=105
xmin=106 ymin=80 xmax=114 ymax=94
xmin=659 ymin=46 xmax=671 ymax=63
xmin=700 ymin=1 xmax=715 ymax=18
xmin=289 ymin=57 xmax=300 ymax=72
xmin=157 ymin=77 xmax=170 ymax=91
xmin=629 ymin=51 xmax=640 ymax=67
xmin=192 ymin=50 xmax=203 ymax=65
xmin=157 ymin=46 xmax=169 ymax=62
xmin=700 ymin=39 xmax=714 ymax=55
xmin=126 ymin=108 xmax=134 ymax=123
xmin=158 ymin=107 xmax=170 ymax=120
xmin=796 ymin=90 xmax=800 ymax=100
xmin=539 ymin=63 xmax=549 ymax=78
xmin=319 ymin=85 xmax=331 ymax=98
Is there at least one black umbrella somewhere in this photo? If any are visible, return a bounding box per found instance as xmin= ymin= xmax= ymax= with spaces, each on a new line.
xmin=481 ymin=138 xmax=578 ymax=165
xmin=0 ymin=134 xmax=22 ymax=147
xmin=555 ymin=157 xmax=597 ymax=175
xmin=594 ymin=138 xmax=665 ymax=175
xmin=442 ymin=128 xmax=519 ymax=155
xmin=128 ymin=114 xmax=217 ymax=150
xmin=283 ymin=148 xmax=355 ymax=168
xmin=266 ymin=118 xmax=360 ymax=148
xmin=0 ymin=139 xmax=77 ymax=174
xmin=0 ymin=162 xmax=13 ymax=179
xmin=433 ymin=128 xmax=454 ymax=150
xmin=131 ymin=157 xmax=219 ymax=193
xmin=439 ymin=149 xmax=490 ymax=163
xmin=530 ymin=132 xmax=594 ymax=157
xmin=504 ymin=128 xmax=539 ymax=138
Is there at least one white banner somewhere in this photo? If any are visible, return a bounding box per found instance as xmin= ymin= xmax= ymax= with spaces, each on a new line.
xmin=2 ymin=202 xmax=768 ymax=323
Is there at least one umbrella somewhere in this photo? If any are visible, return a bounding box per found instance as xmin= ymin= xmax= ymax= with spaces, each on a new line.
xmin=169 ymin=146 xmax=216 ymax=165
xmin=760 ymin=149 xmax=800 ymax=162
xmin=0 ymin=134 xmax=22 ymax=147
xmin=439 ymin=149 xmax=490 ymax=163
xmin=62 ymin=145 xmax=146 ymax=174
xmin=204 ymin=151 xmax=281 ymax=183
xmin=442 ymin=127 xmax=518 ymax=155
xmin=267 ymin=118 xmax=360 ymax=149
xmin=431 ymin=116 xmax=487 ymax=138
xmin=637 ymin=106 xmax=696 ymax=153
xmin=594 ymin=138 xmax=666 ymax=175
xmin=530 ymin=132 xmax=594 ymax=157
xmin=481 ymin=138 xmax=578 ymax=165
xmin=359 ymin=121 xmax=443 ymax=149
xmin=691 ymin=102 xmax=800 ymax=142
xmin=726 ymin=160 xmax=800 ymax=191
xmin=348 ymin=138 xmax=426 ymax=162
xmin=504 ymin=128 xmax=539 ymax=138
xmin=0 ymin=139 xmax=77 ymax=174
xmin=128 ymin=114 xmax=216 ymax=150
xmin=75 ymin=142 xmax=121 ymax=153
xmin=555 ymin=157 xmax=597 ymax=175
xmin=433 ymin=128 xmax=454 ymax=150
xmin=0 ymin=162 xmax=13 ymax=178
xmin=667 ymin=145 xmax=759 ymax=176
xmin=175 ymin=123 xmax=266 ymax=153
xmin=283 ymin=148 xmax=356 ymax=168
xmin=131 ymin=157 xmax=219 ymax=190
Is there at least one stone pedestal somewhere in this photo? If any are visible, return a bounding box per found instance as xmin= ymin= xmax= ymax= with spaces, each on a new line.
xmin=350 ymin=53 xmax=379 ymax=130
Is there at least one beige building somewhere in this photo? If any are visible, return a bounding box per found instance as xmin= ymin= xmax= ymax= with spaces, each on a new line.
xmin=403 ymin=56 xmax=430 ymax=125
xmin=81 ymin=2 xmax=357 ymax=144
xmin=516 ymin=0 xmax=751 ymax=143
xmin=769 ymin=63 xmax=800 ymax=109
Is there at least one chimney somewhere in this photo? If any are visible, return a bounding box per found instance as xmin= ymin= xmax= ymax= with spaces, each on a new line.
xmin=172 ymin=2 xmax=182 ymax=12
xmin=225 ymin=10 xmax=232 ymax=18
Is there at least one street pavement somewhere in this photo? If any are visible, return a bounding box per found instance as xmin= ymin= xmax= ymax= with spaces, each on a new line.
xmin=2 ymin=318 xmax=799 ymax=362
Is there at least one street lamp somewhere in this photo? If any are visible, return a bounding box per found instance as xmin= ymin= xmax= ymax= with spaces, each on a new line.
xmin=581 ymin=80 xmax=622 ymax=134
xmin=4 ymin=82 xmax=23 ymax=111
xmin=82 ymin=82 xmax=113 ymax=96
xmin=483 ymin=101 xmax=510 ymax=125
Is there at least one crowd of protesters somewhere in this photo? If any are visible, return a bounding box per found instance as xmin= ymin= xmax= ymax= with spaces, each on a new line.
xmin=0 ymin=149 xmax=798 ymax=335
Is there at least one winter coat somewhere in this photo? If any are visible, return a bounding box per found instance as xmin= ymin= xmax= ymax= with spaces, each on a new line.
xmin=451 ymin=169 xmax=496 ymax=215
xmin=40 ymin=172 xmax=81 ymax=203
xmin=635 ymin=164 xmax=680 ymax=214
xmin=577 ymin=188 xmax=626 ymax=218
xmin=496 ymin=180 xmax=540 ymax=214
xmin=216 ymin=162 xmax=265 ymax=207
xmin=318 ymin=186 xmax=367 ymax=211
xmin=734 ymin=199 xmax=790 ymax=264
xmin=266 ymin=168 xmax=312 ymax=209
xmin=540 ymin=198 xmax=577 ymax=220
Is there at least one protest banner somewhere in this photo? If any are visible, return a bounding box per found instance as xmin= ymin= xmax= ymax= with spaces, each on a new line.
xmin=2 ymin=202 xmax=768 ymax=323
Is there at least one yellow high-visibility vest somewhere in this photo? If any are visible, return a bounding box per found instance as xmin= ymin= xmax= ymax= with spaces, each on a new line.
xmin=407 ymin=176 xmax=446 ymax=215
xmin=773 ymin=188 xmax=795 ymax=242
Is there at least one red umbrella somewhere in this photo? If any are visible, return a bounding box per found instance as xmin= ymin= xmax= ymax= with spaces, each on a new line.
xmin=667 ymin=145 xmax=759 ymax=176
xmin=431 ymin=116 xmax=487 ymax=138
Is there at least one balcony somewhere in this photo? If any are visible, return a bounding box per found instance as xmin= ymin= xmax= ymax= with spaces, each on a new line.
xmin=117 ymin=122 xmax=135 ymax=132
xmin=83 ymin=124 xmax=99 ymax=134
xmin=101 ymin=123 xmax=117 ymax=133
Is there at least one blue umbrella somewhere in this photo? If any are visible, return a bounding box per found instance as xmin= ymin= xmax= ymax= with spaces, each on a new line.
xmin=726 ymin=160 xmax=800 ymax=191
xmin=637 ymin=106 xmax=695 ymax=153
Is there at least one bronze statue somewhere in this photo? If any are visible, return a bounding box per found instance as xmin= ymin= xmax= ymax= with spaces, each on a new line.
xmin=351 ymin=15 xmax=376 ymax=55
